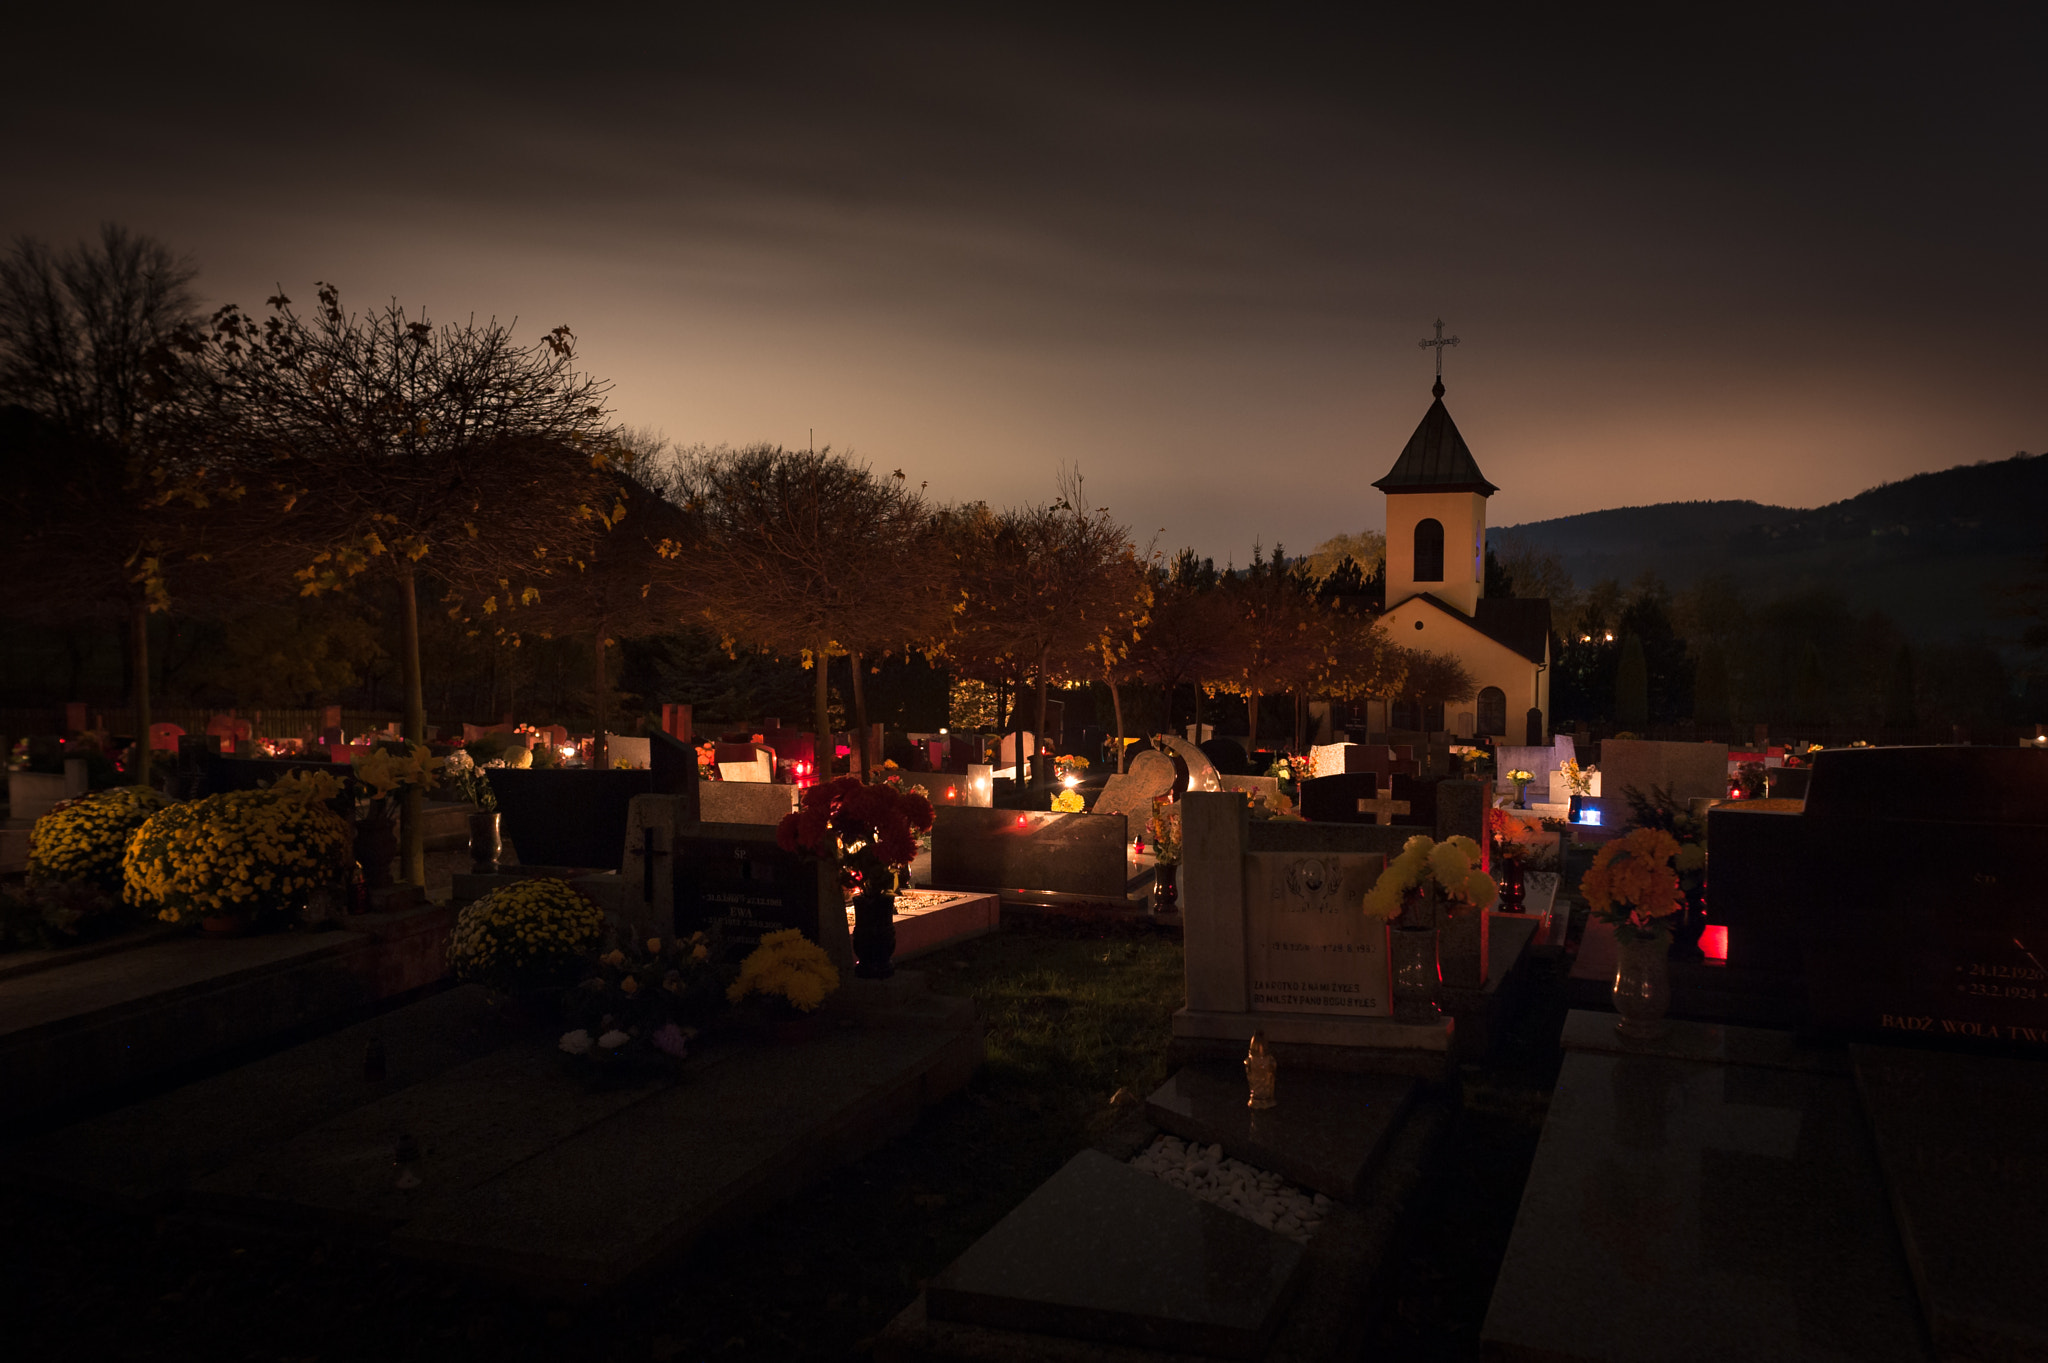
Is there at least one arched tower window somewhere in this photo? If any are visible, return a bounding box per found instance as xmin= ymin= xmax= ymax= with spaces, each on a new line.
xmin=1477 ymin=686 xmax=1507 ymax=736
xmin=1413 ymin=518 xmax=1444 ymax=582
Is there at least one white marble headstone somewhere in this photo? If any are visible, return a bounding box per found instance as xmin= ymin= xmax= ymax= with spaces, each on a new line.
xmin=1243 ymin=851 xmax=1391 ymax=1017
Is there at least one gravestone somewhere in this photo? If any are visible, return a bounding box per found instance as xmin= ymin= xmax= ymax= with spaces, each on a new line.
xmin=1241 ymin=842 xmax=1390 ymax=1017
xmin=485 ymin=768 xmax=657 ymax=869
xmin=1595 ymin=737 xmax=1728 ymax=820
xmin=1158 ymin=734 xmax=1224 ymax=794
xmin=671 ymin=822 xmax=831 ymax=961
xmin=699 ymin=781 xmax=799 ymax=824
xmin=1388 ymin=772 xmax=1438 ymax=831
xmin=1309 ymin=741 xmax=1363 ymax=776
xmin=1494 ymin=736 xmax=1573 ymax=801
xmin=928 ymin=806 xmax=1132 ymax=898
xmin=1299 ymin=772 xmax=1384 ymax=824
xmin=1794 ymin=746 xmax=2048 ymax=1051
xmin=1091 ymin=749 xmax=1176 ymax=821
xmin=603 ymin=734 xmax=651 ymax=768
xmin=1176 ymin=792 xmax=1451 ymax=1075
xmin=1199 ymin=737 xmax=1253 ymax=775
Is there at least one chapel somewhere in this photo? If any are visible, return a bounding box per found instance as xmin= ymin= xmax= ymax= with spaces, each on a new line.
xmin=1375 ymin=373 xmax=1552 ymax=745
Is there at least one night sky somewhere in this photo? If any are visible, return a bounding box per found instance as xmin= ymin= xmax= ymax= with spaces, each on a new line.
xmin=7 ymin=4 xmax=2043 ymax=559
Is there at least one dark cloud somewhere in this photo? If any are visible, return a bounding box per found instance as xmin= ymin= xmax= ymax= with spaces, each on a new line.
xmin=5 ymin=3 xmax=2043 ymax=555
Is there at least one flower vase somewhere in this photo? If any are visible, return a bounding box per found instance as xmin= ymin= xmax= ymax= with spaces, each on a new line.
xmin=1568 ymin=793 xmax=1585 ymax=823
xmin=1390 ymin=926 xmax=1441 ymax=1022
xmin=1437 ymin=895 xmax=1486 ymax=991
xmin=467 ymin=811 xmax=502 ymax=874
xmin=1612 ymin=931 xmax=1672 ymax=1039
xmin=851 ymin=889 xmax=897 ymax=979
xmin=1390 ymin=889 xmax=1441 ymax=1023
xmin=355 ymin=815 xmax=397 ymax=890
xmin=1513 ymin=781 xmax=1529 ymax=809
xmin=1497 ymin=858 xmax=1526 ymax=912
xmin=1154 ymin=862 xmax=1179 ymax=914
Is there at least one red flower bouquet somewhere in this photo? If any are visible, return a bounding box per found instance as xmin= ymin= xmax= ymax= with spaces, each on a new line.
xmin=776 ymin=776 xmax=936 ymax=892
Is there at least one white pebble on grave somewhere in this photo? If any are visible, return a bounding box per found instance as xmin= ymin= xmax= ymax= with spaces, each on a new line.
xmin=1126 ymin=1135 xmax=1324 ymax=1244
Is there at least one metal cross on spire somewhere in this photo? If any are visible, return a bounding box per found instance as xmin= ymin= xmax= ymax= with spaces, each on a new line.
xmin=1419 ymin=318 xmax=1459 ymax=396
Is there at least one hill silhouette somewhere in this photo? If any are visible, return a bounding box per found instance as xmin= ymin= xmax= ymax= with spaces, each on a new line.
xmin=1493 ymin=452 xmax=2048 ymax=654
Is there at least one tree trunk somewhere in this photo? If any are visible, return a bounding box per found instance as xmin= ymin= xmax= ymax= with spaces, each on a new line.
xmin=1247 ymin=688 xmax=1261 ymax=751
xmin=850 ymin=651 xmax=870 ymax=781
xmin=1191 ymin=683 xmax=1202 ymax=747
xmin=1108 ymin=670 xmax=1126 ymax=773
xmin=1033 ymin=648 xmax=1052 ymax=768
xmin=591 ymin=632 xmax=610 ymax=770
xmin=131 ymin=603 xmax=153 ymax=787
xmin=813 ymin=638 xmax=832 ymax=783
xmin=398 ymin=562 xmax=427 ymax=888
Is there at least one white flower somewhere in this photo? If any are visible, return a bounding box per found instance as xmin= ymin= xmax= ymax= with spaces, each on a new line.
xmin=598 ymin=1029 xmax=631 ymax=1049
xmin=558 ymin=1029 xmax=593 ymax=1055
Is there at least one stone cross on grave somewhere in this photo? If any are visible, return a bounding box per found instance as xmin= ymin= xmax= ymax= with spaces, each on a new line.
xmin=627 ymin=824 xmax=670 ymax=902
xmin=1358 ymin=793 xmax=1412 ymax=826
xmin=1357 ymin=746 xmax=1418 ymax=786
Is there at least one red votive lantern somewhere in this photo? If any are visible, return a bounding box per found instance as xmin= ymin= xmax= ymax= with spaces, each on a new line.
xmin=1700 ymin=925 xmax=1729 ymax=962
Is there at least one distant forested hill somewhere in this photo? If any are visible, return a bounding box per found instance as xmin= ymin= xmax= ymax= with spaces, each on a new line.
xmin=1493 ymin=453 xmax=2048 ymax=654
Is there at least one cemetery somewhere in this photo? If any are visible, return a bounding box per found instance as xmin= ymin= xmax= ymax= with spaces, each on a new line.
xmin=3 ymin=206 xmax=2045 ymax=1361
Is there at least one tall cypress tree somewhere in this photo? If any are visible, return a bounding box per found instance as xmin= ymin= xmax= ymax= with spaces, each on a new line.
xmin=1614 ymin=634 xmax=1650 ymax=732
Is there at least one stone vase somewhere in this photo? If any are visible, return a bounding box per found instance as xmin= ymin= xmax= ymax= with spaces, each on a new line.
xmin=851 ymin=889 xmax=896 ymax=979
xmin=467 ymin=811 xmax=502 ymax=874
xmin=1153 ymin=862 xmax=1179 ymax=914
xmin=1612 ymin=931 xmax=1672 ymax=1039
xmin=1437 ymin=895 xmax=1487 ymax=991
xmin=1390 ymin=925 xmax=1442 ymax=1023
xmin=354 ymin=815 xmax=398 ymax=890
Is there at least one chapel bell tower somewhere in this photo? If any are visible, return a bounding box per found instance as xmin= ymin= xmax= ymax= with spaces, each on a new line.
xmin=1374 ymin=371 xmax=1496 ymax=619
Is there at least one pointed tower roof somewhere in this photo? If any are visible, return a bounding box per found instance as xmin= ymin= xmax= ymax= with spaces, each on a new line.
xmin=1372 ymin=380 xmax=1498 ymax=496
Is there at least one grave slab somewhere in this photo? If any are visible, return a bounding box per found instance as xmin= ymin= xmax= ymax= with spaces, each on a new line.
xmin=1561 ymin=1008 xmax=1846 ymax=1074
xmin=699 ymin=780 xmax=800 ymax=824
xmin=1144 ymin=1062 xmax=1419 ymax=1202
xmin=391 ymin=1022 xmax=982 ymax=1295
xmin=924 ymin=1149 xmax=1305 ymax=1359
xmin=846 ymin=889 xmax=1001 ymax=962
xmin=930 ymin=807 xmax=1133 ymax=898
xmin=1481 ymin=1031 xmax=1928 ymax=1363
xmin=0 ymin=905 xmax=455 ymax=1125
xmin=4 ymin=985 xmax=510 ymax=1204
xmin=1851 ymin=1045 xmax=2048 ymax=1363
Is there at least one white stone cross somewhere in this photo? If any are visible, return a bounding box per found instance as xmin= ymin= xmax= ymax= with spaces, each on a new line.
xmin=1358 ymin=794 xmax=1412 ymax=826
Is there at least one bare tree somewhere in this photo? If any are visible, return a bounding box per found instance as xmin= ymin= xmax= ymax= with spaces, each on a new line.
xmin=0 ymin=225 xmax=201 ymax=760
xmin=177 ymin=283 xmax=617 ymax=883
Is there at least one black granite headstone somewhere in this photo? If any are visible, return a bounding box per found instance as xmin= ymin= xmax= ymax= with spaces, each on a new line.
xmin=672 ymin=823 xmax=821 ymax=952
xmin=1778 ymin=747 xmax=2048 ymax=1051
xmin=486 ymin=768 xmax=656 ymax=869
xmin=1199 ymin=738 xmax=1253 ymax=776
xmin=1298 ymin=772 xmax=1378 ymax=824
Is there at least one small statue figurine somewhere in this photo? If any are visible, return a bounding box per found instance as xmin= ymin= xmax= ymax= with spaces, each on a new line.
xmin=1244 ymin=1030 xmax=1277 ymax=1110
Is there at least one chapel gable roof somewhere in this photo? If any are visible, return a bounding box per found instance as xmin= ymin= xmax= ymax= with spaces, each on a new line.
xmin=1402 ymin=592 xmax=1552 ymax=665
xmin=1372 ymin=389 xmax=1498 ymax=496
xmin=1472 ymin=596 xmax=1551 ymax=664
